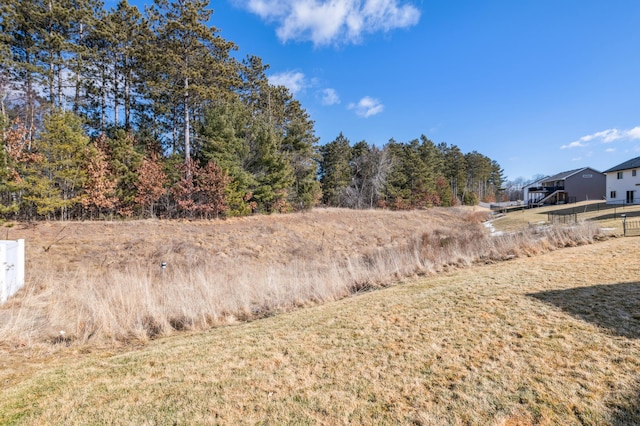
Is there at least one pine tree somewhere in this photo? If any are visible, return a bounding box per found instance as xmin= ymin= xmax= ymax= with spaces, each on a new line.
xmin=380 ymin=139 xmax=410 ymax=209
xmin=280 ymin=96 xmax=321 ymax=210
xmin=440 ymin=143 xmax=467 ymax=204
xmin=198 ymin=97 xmax=256 ymax=216
xmin=488 ymin=160 xmax=505 ymax=202
xmin=102 ymin=129 xmax=144 ymax=216
xmin=248 ymin=117 xmax=294 ymax=212
xmin=107 ymin=0 xmax=148 ymax=129
xmin=83 ymin=1 xmax=148 ymax=131
xmin=37 ymin=110 xmax=91 ymax=219
xmin=0 ymin=2 xmax=13 ymax=121
xmin=146 ymin=0 xmax=237 ymax=168
xmin=3 ymin=0 xmax=47 ymax=142
xmin=319 ymin=133 xmax=352 ymax=206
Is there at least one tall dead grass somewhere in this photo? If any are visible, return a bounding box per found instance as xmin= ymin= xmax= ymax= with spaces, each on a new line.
xmin=0 ymin=210 xmax=603 ymax=347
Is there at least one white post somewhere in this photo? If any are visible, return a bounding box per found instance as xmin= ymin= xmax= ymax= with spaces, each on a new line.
xmin=0 ymin=243 xmax=6 ymax=304
xmin=0 ymin=239 xmax=25 ymax=304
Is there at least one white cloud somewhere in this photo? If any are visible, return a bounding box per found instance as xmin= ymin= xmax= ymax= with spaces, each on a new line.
xmin=348 ymin=96 xmax=383 ymax=118
xmin=561 ymin=140 xmax=587 ymax=149
xmin=241 ymin=0 xmax=420 ymax=46
xmin=628 ymin=126 xmax=640 ymax=139
xmin=562 ymin=126 xmax=640 ymax=149
xmin=321 ymin=88 xmax=340 ymax=105
xmin=268 ymin=71 xmax=307 ymax=95
xmin=605 ymin=148 xmax=616 ymax=153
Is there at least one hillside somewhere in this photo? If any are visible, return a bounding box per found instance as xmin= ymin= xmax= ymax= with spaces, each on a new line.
xmin=1 ymin=230 xmax=638 ymax=424
xmin=2 ymin=207 xmax=501 ymax=345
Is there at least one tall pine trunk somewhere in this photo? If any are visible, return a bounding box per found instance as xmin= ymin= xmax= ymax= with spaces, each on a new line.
xmin=73 ymin=22 xmax=84 ymax=113
xmin=184 ymin=76 xmax=190 ymax=171
xmin=124 ymin=66 xmax=131 ymax=129
xmin=113 ymin=65 xmax=119 ymax=126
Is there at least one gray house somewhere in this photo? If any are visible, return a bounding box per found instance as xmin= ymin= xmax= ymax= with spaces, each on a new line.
xmin=524 ymin=167 xmax=605 ymax=206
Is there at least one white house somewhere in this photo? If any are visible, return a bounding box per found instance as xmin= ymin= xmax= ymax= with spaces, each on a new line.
xmin=604 ymin=156 xmax=640 ymax=204
xmin=523 ymin=176 xmax=547 ymax=204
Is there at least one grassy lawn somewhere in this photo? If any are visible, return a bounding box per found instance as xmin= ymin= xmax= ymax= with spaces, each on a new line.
xmin=490 ymin=200 xmax=640 ymax=234
xmin=1 ymin=235 xmax=638 ymax=425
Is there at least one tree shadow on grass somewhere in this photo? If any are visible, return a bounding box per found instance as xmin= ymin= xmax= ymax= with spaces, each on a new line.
xmin=528 ymin=283 xmax=640 ymax=424
xmin=608 ymin=385 xmax=640 ymax=426
xmin=589 ymin=210 xmax=640 ymax=221
xmin=528 ymin=282 xmax=640 ymax=339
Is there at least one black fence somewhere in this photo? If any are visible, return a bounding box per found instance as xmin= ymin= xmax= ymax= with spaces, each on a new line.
xmin=546 ymin=201 xmax=640 ymax=223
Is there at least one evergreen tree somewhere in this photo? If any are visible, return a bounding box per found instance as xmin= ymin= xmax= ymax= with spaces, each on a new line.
xmin=439 ymin=143 xmax=467 ymax=204
xmin=40 ymin=0 xmax=101 ymax=109
xmin=280 ymin=96 xmax=320 ymax=210
xmin=248 ymin=117 xmax=294 ymax=212
xmin=35 ymin=110 xmax=90 ymax=219
xmin=3 ymin=0 xmax=47 ymax=141
xmin=85 ymin=0 xmax=148 ymax=131
xmin=108 ymin=0 xmax=147 ymax=129
xmin=318 ymin=133 xmax=352 ymax=206
xmin=488 ymin=160 xmax=505 ymax=202
xmin=381 ymin=139 xmax=410 ymax=208
xmin=198 ymin=98 xmax=256 ymax=216
xmin=102 ymin=129 xmax=144 ymax=216
xmin=0 ymin=2 xmax=13 ymax=121
xmin=146 ymin=0 xmax=237 ymax=167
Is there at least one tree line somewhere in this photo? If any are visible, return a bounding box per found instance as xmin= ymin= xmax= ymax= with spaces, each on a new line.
xmin=319 ymin=133 xmax=504 ymax=210
xmin=0 ymin=0 xmax=504 ymax=220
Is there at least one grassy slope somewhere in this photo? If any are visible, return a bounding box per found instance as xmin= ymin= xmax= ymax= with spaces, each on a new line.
xmin=1 ymin=235 xmax=639 ymax=425
xmin=1 ymin=207 xmax=493 ymax=345
xmin=490 ymin=200 xmax=640 ymax=233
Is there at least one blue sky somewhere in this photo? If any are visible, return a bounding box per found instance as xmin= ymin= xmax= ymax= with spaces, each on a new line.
xmin=108 ymin=0 xmax=640 ymax=182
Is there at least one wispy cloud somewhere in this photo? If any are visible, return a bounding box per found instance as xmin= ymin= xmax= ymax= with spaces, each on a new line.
xmin=561 ymin=126 xmax=640 ymax=149
xmin=348 ymin=96 xmax=383 ymax=118
xmin=321 ymin=88 xmax=340 ymax=105
xmin=561 ymin=141 xmax=587 ymax=149
xmin=240 ymin=0 xmax=420 ymax=46
xmin=268 ymin=71 xmax=307 ymax=95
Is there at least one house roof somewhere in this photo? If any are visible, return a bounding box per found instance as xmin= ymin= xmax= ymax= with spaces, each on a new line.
xmin=523 ymin=176 xmax=548 ymax=188
xmin=542 ymin=167 xmax=593 ymax=183
xmin=603 ymin=156 xmax=640 ymax=173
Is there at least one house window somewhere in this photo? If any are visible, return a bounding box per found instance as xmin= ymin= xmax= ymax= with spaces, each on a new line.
xmin=617 ymin=172 xmax=624 ymax=179
xmin=633 ymin=170 xmax=637 ymax=177
xmin=610 ymin=191 xmax=617 ymax=199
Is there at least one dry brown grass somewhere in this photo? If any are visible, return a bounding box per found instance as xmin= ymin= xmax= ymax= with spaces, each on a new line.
xmin=0 ymin=229 xmax=638 ymax=425
xmin=0 ymin=207 xmax=603 ymax=348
